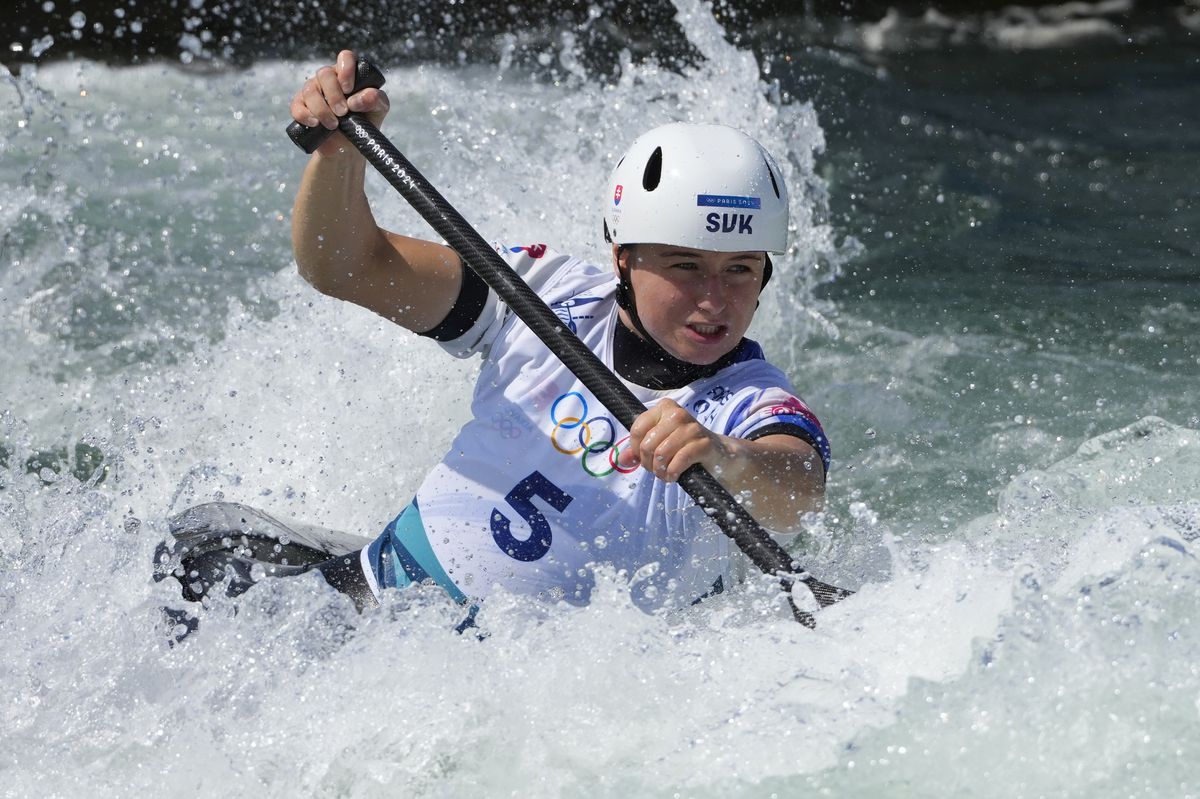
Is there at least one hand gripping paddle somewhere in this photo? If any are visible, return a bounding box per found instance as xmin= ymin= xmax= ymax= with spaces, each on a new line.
xmin=286 ymin=58 xmax=854 ymax=626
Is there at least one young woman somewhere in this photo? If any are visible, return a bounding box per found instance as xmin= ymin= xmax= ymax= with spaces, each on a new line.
xmin=207 ymin=50 xmax=830 ymax=613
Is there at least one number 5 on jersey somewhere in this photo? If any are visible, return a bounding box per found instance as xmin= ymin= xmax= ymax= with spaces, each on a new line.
xmin=491 ymin=471 xmax=574 ymax=561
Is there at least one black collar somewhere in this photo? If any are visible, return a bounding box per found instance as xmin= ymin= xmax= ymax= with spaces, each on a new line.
xmin=612 ymin=317 xmax=748 ymax=390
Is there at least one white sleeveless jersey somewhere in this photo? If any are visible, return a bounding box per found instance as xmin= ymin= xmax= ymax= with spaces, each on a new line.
xmin=381 ymin=244 xmax=829 ymax=612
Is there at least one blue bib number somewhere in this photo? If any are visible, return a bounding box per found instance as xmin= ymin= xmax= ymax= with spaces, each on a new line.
xmin=490 ymin=471 xmax=573 ymax=561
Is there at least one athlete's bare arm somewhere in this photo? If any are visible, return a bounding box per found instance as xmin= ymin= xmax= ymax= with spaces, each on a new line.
xmin=290 ymin=49 xmax=464 ymax=332
xmin=619 ymin=399 xmax=825 ymax=531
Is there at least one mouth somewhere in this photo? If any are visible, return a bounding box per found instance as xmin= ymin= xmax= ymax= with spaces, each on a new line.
xmin=685 ymin=322 xmax=727 ymax=342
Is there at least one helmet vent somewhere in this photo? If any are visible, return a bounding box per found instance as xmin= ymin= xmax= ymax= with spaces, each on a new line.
xmin=642 ymin=147 xmax=663 ymax=191
xmin=765 ymin=158 xmax=781 ymax=199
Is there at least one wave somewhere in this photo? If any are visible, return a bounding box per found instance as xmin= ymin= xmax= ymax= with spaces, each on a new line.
xmin=6 ymin=0 xmax=1198 ymax=67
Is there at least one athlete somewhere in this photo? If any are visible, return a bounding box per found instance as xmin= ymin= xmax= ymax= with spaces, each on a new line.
xmin=281 ymin=50 xmax=830 ymax=612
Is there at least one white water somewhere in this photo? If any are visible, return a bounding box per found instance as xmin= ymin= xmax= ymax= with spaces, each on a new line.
xmin=3 ymin=5 xmax=1199 ymax=796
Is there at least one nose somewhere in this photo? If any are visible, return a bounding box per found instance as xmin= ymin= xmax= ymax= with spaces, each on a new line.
xmin=696 ymin=272 xmax=727 ymax=314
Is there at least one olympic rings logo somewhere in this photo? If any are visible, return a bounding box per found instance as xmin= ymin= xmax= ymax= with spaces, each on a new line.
xmin=549 ymin=391 xmax=637 ymax=478
xmin=491 ymin=410 xmax=526 ymax=439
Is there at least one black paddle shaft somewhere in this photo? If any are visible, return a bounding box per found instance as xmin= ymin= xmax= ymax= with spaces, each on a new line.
xmin=286 ymin=66 xmax=852 ymax=624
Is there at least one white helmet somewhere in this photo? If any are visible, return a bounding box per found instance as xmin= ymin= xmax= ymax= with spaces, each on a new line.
xmin=604 ymin=123 xmax=789 ymax=254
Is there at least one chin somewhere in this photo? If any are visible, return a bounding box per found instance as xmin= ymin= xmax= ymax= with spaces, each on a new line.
xmin=670 ymin=339 xmax=734 ymax=366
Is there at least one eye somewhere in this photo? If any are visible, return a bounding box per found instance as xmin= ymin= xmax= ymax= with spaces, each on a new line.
xmin=725 ymin=262 xmax=761 ymax=277
xmin=668 ymin=261 xmax=699 ymax=270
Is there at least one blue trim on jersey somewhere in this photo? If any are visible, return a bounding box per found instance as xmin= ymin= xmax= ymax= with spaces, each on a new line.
xmin=725 ymin=394 xmax=757 ymax=430
xmin=366 ymin=498 xmax=468 ymax=604
xmin=732 ymin=339 xmax=765 ymax=364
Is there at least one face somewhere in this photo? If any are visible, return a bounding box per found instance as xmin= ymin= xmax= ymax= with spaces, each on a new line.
xmin=615 ymin=243 xmax=766 ymax=365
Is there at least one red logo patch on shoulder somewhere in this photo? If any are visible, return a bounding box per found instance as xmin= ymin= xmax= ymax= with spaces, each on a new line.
xmin=613 ymin=185 xmax=623 ymax=206
xmin=511 ymin=244 xmax=548 ymax=259
xmin=768 ymin=396 xmax=821 ymax=427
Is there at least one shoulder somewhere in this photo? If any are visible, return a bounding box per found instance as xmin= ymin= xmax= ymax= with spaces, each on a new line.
xmin=494 ymin=242 xmax=614 ymax=301
xmin=675 ymin=344 xmax=789 ymax=422
xmin=495 ymin=243 xmax=607 ymax=281
xmin=433 ymin=243 xmax=613 ymax=359
xmin=686 ymin=345 xmax=832 ymax=473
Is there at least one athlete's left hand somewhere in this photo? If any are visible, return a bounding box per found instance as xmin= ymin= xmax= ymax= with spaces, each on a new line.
xmin=617 ymin=399 xmax=731 ymax=482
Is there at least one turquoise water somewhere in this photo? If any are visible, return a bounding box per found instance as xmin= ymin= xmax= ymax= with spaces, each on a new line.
xmin=2 ymin=3 xmax=1199 ymax=796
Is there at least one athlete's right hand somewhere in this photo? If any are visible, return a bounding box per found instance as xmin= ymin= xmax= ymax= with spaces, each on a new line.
xmin=289 ymin=49 xmax=391 ymax=156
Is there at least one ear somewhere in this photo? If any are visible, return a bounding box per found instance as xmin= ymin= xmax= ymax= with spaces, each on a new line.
xmin=612 ymin=243 xmax=631 ymax=276
xmin=613 ymin=244 xmax=635 ymax=313
xmin=760 ymin=253 xmax=773 ymax=292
